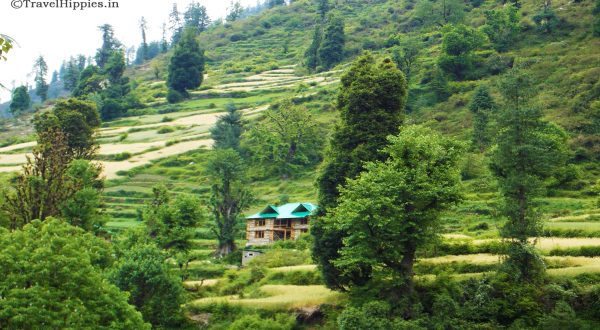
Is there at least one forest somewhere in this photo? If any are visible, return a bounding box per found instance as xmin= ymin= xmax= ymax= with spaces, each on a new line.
xmin=1 ymin=0 xmax=600 ymax=328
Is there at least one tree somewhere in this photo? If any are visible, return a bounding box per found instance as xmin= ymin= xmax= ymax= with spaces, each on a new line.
xmin=245 ymin=99 xmax=321 ymax=178
xmin=317 ymin=0 xmax=330 ymax=19
xmin=482 ymin=4 xmax=520 ymax=52
xmin=226 ymin=1 xmax=244 ymax=22
xmin=469 ymin=85 xmax=496 ymax=151
xmin=33 ymin=56 xmax=49 ymax=102
xmin=167 ymin=27 xmax=205 ymax=101
xmin=594 ymin=0 xmax=600 ymax=37
xmin=139 ymin=17 xmax=148 ymax=62
xmin=328 ymin=125 xmax=463 ymax=311
xmin=490 ymin=69 xmax=568 ymax=282
xmin=533 ymin=1 xmax=559 ymax=34
xmin=211 ymin=103 xmax=245 ymax=151
xmin=95 ymin=24 xmax=120 ymax=69
xmin=9 ymin=85 xmax=30 ymax=114
xmin=34 ymin=98 xmax=101 ymax=160
xmin=414 ymin=0 xmax=466 ymax=28
xmin=268 ymin=0 xmax=285 ymax=8
xmin=305 ymin=24 xmax=322 ymax=71
xmin=109 ymin=243 xmax=186 ymax=328
xmin=0 ymin=219 xmax=149 ymax=329
xmin=168 ymin=3 xmax=183 ymax=45
xmin=314 ymin=53 xmax=407 ymax=289
xmin=184 ymin=1 xmax=211 ymax=32
xmin=318 ymin=12 xmax=345 ymax=70
xmin=430 ymin=66 xmax=451 ymax=102
xmin=161 ymin=22 xmax=169 ymax=52
xmin=438 ymin=24 xmax=485 ymax=80
xmin=390 ymin=36 xmax=421 ymax=82
xmin=206 ymin=149 xmax=253 ymax=257
xmin=72 ymin=65 xmax=104 ymax=97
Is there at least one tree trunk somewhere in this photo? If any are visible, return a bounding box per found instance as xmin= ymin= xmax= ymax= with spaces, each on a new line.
xmin=398 ymin=243 xmax=417 ymax=319
xmin=216 ymin=239 xmax=237 ymax=258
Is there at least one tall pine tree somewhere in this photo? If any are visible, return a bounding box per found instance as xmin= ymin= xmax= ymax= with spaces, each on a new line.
xmin=469 ymin=85 xmax=495 ymax=151
xmin=33 ymin=56 xmax=49 ymax=102
xmin=318 ymin=12 xmax=345 ymax=70
xmin=167 ymin=27 xmax=205 ymax=102
xmin=313 ymin=53 xmax=408 ymax=289
xmin=305 ymin=24 xmax=322 ymax=71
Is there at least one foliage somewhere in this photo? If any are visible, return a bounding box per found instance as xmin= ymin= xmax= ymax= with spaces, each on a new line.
xmin=469 ymin=85 xmax=496 ymax=151
xmin=481 ymin=4 xmax=520 ymax=52
xmin=109 ymin=243 xmax=186 ymax=328
xmin=328 ymin=125 xmax=463 ymax=303
xmin=318 ymin=12 xmax=345 ymax=70
xmin=9 ymin=86 xmax=30 ymax=115
xmin=305 ymin=24 xmax=322 ymax=71
xmin=533 ymin=4 xmax=560 ymax=34
xmin=0 ymin=34 xmax=13 ymax=61
xmin=33 ymin=56 xmax=49 ymax=102
xmin=228 ymin=314 xmax=295 ymax=330
xmin=390 ymin=35 xmax=421 ymax=82
xmin=95 ymin=24 xmax=121 ymax=69
xmin=167 ymin=27 xmax=205 ymax=100
xmin=594 ymin=0 xmax=600 ymax=37
xmin=206 ymin=149 xmax=253 ymax=256
xmin=414 ymin=0 xmax=466 ymax=28
xmin=211 ymin=103 xmax=245 ymax=151
xmin=0 ymin=219 xmax=149 ymax=329
xmin=245 ymin=99 xmax=321 ymax=178
xmin=314 ymin=53 xmax=407 ymax=290
xmin=438 ymin=24 xmax=485 ymax=80
xmin=184 ymin=1 xmax=211 ymax=32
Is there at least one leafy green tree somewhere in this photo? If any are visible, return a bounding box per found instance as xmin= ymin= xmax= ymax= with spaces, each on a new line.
xmin=414 ymin=0 xmax=466 ymax=27
xmin=469 ymin=85 xmax=496 ymax=151
xmin=328 ymin=125 xmax=463 ymax=308
xmin=185 ymin=1 xmax=211 ymax=32
xmin=533 ymin=3 xmax=559 ymax=34
xmin=491 ymin=69 xmax=568 ymax=281
xmin=245 ymin=99 xmax=321 ymax=178
xmin=33 ymin=56 xmax=49 ymax=102
xmin=0 ymin=34 xmax=14 ymax=61
xmin=0 ymin=219 xmax=149 ymax=329
xmin=438 ymin=24 xmax=485 ymax=80
xmin=95 ymin=24 xmax=120 ymax=69
xmin=305 ymin=24 xmax=322 ymax=71
xmin=318 ymin=12 xmax=345 ymax=70
xmin=72 ymin=65 xmax=104 ymax=97
xmin=314 ymin=53 xmax=407 ymax=289
xmin=167 ymin=27 xmax=205 ymax=101
xmin=34 ymin=98 xmax=101 ymax=160
xmin=482 ymin=4 xmax=520 ymax=52
xmin=210 ymin=103 xmax=245 ymax=151
xmin=226 ymin=1 xmax=244 ymax=22
xmin=594 ymin=0 xmax=600 ymax=37
xmin=206 ymin=149 xmax=253 ymax=257
xmin=109 ymin=243 xmax=186 ymax=328
xmin=390 ymin=36 xmax=421 ymax=82
xmin=9 ymin=85 xmax=30 ymax=114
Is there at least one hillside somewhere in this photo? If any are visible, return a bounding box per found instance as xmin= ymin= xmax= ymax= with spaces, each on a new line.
xmin=1 ymin=0 xmax=600 ymax=328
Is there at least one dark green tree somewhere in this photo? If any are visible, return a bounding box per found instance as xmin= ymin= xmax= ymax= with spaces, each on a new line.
xmin=184 ymin=1 xmax=211 ymax=32
xmin=0 ymin=219 xmax=149 ymax=329
xmin=490 ymin=69 xmax=568 ymax=282
xmin=139 ymin=17 xmax=148 ymax=62
xmin=206 ymin=149 xmax=253 ymax=257
xmin=316 ymin=0 xmax=330 ymax=19
xmin=430 ymin=66 xmax=451 ymax=102
xmin=318 ymin=12 xmax=345 ymax=70
xmin=9 ymin=86 xmax=30 ymax=114
xmin=161 ymin=22 xmax=169 ymax=52
xmin=95 ymin=24 xmax=120 ymax=69
xmin=328 ymin=125 xmax=463 ymax=313
xmin=167 ymin=27 xmax=205 ymax=101
xmin=533 ymin=2 xmax=559 ymax=34
xmin=438 ymin=24 xmax=485 ymax=80
xmin=109 ymin=243 xmax=186 ymax=328
xmin=469 ymin=85 xmax=496 ymax=151
xmin=305 ymin=24 xmax=322 ymax=71
xmin=72 ymin=65 xmax=104 ymax=97
xmin=33 ymin=56 xmax=49 ymax=102
xmin=211 ymin=103 xmax=245 ymax=151
xmin=482 ymin=4 xmax=520 ymax=52
xmin=313 ymin=53 xmax=407 ymax=289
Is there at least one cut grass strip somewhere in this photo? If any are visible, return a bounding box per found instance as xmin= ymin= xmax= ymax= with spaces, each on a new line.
xmin=190 ymin=285 xmax=343 ymax=310
xmin=270 ymin=265 xmax=317 ymax=273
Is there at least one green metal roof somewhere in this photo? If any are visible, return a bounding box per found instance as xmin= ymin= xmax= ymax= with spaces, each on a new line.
xmin=246 ymin=202 xmax=318 ymax=220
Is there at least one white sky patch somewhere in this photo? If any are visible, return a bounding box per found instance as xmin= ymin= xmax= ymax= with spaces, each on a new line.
xmin=0 ymin=0 xmax=259 ymax=101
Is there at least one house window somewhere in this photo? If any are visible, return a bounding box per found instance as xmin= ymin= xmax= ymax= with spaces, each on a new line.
xmin=255 ymin=231 xmax=265 ymax=239
xmin=301 ymin=218 xmax=309 ymax=225
xmin=301 ymin=229 xmax=308 ymax=234
xmin=257 ymin=219 xmax=266 ymax=227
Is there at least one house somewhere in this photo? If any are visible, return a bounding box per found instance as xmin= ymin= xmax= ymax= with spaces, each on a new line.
xmin=245 ymin=202 xmax=318 ymax=246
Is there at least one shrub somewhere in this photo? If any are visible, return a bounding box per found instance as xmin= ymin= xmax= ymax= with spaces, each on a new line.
xmin=229 ymin=314 xmax=295 ymax=330
xmin=157 ymin=126 xmax=175 ymax=134
xmin=167 ymin=89 xmax=184 ymax=103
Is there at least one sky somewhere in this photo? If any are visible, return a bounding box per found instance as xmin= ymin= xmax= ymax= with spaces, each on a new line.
xmin=0 ymin=0 xmax=258 ymax=101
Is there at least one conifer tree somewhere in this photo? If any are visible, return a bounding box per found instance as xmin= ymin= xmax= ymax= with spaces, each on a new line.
xmin=33 ymin=56 xmax=49 ymax=102
xmin=210 ymin=103 xmax=244 ymax=151
xmin=313 ymin=53 xmax=407 ymax=289
xmin=167 ymin=27 xmax=205 ymax=102
xmin=469 ymin=85 xmax=495 ymax=151
xmin=9 ymin=86 xmax=31 ymax=114
xmin=305 ymin=24 xmax=322 ymax=71
xmin=139 ymin=17 xmax=148 ymax=62
xmin=318 ymin=12 xmax=345 ymax=70
xmin=95 ymin=24 xmax=120 ymax=69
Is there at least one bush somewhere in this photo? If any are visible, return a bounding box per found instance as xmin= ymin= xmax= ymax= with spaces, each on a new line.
xmin=229 ymin=314 xmax=295 ymax=330
xmin=167 ymin=89 xmax=184 ymax=103
xmin=157 ymin=126 xmax=175 ymax=134
xmin=113 ymin=152 xmax=132 ymax=161
xmin=248 ymin=249 xmax=311 ymax=268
